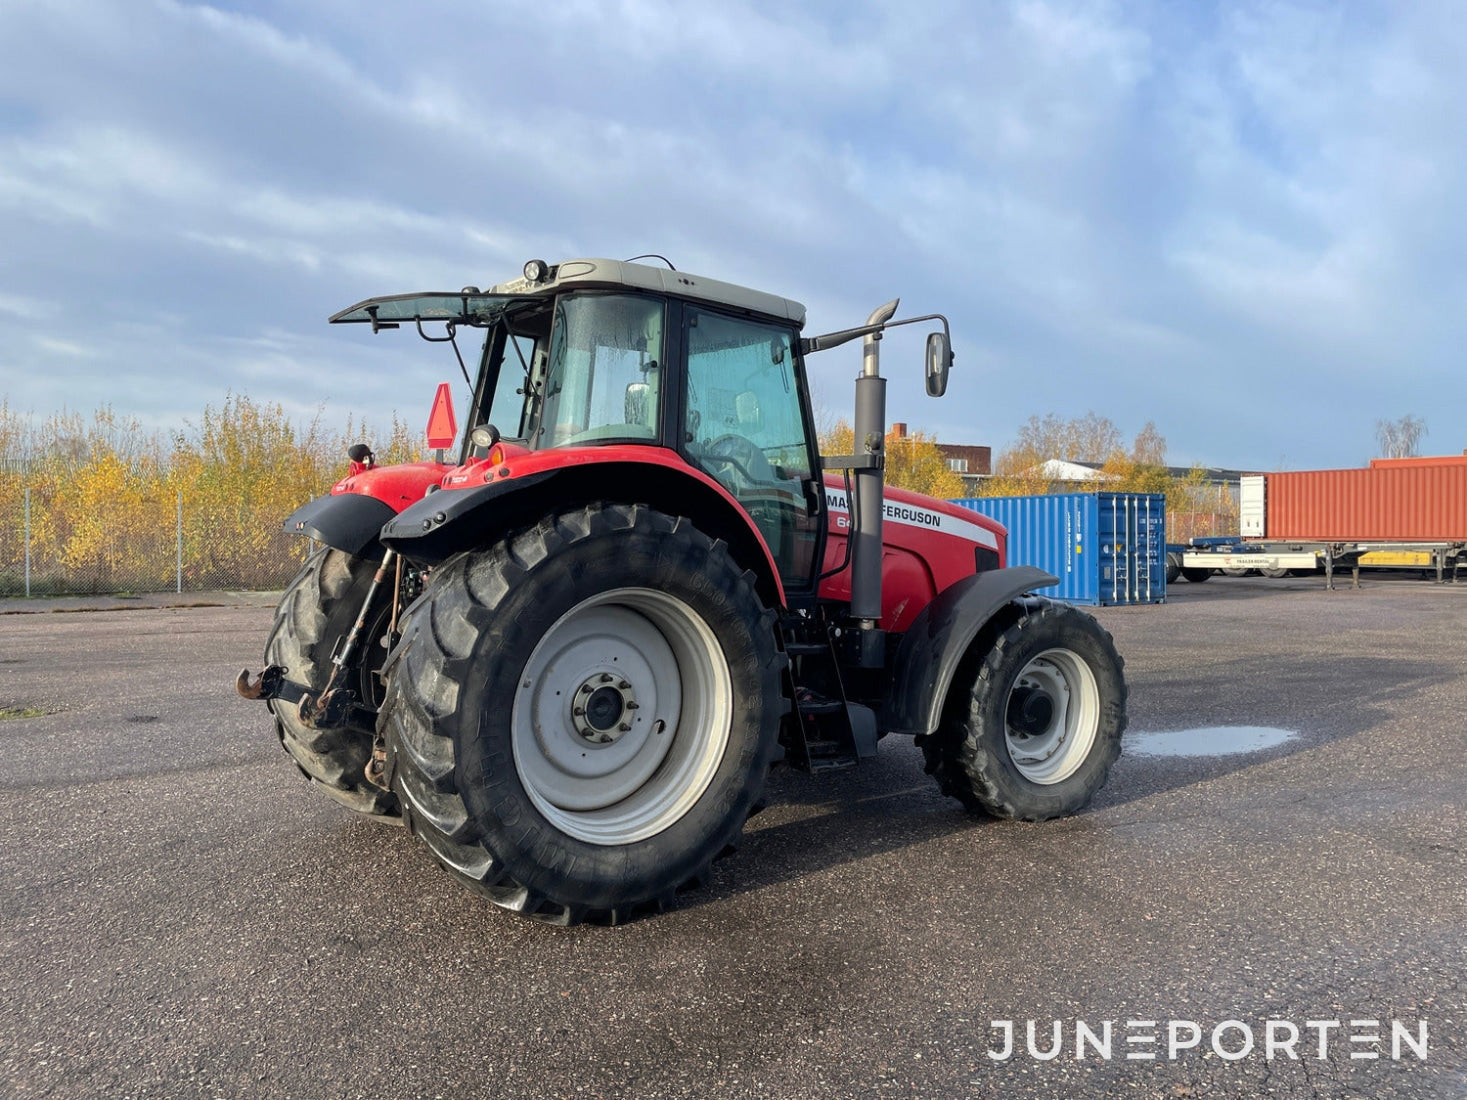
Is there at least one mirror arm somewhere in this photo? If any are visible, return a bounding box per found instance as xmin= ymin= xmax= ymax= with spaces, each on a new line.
xmin=802 ymin=312 xmax=951 ymax=355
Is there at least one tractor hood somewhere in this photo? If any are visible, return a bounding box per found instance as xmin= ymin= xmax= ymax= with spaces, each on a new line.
xmin=818 ymin=481 xmax=1008 ymax=633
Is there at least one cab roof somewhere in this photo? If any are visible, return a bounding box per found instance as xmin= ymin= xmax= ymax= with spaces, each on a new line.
xmin=330 ymin=258 xmax=807 ymax=329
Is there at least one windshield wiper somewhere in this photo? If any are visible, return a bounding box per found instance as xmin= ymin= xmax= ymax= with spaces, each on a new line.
xmin=414 ymin=318 xmax=473 ymax=392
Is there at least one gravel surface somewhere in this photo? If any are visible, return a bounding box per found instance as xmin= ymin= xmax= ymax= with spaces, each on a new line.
xmin=1 ymin=575 xmax=1463 ymax=1098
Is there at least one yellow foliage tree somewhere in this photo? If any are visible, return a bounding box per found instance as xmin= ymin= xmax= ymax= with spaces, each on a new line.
xmin=817 ymin=420 xmax=964 ymax=499
xmin=0 ymin=395 xmax=429 ymax=595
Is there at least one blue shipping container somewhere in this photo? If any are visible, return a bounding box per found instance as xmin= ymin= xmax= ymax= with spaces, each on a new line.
xmin=950 ymin=493 xmax=1167 ymax=606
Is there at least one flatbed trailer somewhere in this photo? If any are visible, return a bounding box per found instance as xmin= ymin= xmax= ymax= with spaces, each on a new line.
xmin=1166 ymin=470 xmax=1467 ymax=589
xmin=1169 ymin=539 xmax=1467 ymax=590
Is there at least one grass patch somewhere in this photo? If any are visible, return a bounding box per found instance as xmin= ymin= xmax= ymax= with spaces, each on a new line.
xmin=0 ymin=706 xmax=48 ymax=720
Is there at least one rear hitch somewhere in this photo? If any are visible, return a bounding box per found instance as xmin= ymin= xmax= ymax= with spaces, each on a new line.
xmin=236 ymin=665 xmax=376 ymax=735
xmin=296 ymin=686 xmax=377 ymax=736
xmin=236 ymin=665 xmax=292 ymax=702
xmin=292 ymin=549 xmax=399 ymax=736
xmin=239 ymin=548 xmax=397 ymax=738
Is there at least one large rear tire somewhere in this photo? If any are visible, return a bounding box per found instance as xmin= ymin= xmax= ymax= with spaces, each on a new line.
xmin=265 ymin=547 xmax=399 ymax=818
xmin=922 ymin=601 xmax=1126 ymax=821
xmin=378 ymin=504 xmax=786 ymax=925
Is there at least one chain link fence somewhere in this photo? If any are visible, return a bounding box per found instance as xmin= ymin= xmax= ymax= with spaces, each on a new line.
xmin=0 ymin=488 xmax=310 ymax=597
xmin=1166 ymin=511 xmax=1239 ymax=543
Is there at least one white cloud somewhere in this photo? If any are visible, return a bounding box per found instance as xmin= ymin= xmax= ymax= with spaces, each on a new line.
xmin=32 ymin=336 xmax=94 ymax=358
xmin=0 ymin=295 xmax=60 ymax=321
xmin=0 ymin=0 xmax=1464 ymax=469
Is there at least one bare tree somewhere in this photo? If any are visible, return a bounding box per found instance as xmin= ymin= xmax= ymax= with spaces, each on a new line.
xmin=1012 ymin=411 xmax=1123 ymax=463
xmin=1375 ymin=414 xmax=1427 ymax=459
xmin=1131 ymin=421 xmax=1167 ymax=465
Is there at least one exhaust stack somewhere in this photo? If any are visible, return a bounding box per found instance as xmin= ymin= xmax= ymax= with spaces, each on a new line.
xmin=850 ymin=298 xmax=898 ymax=628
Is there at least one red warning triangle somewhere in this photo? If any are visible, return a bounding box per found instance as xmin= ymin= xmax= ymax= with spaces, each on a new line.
xmin=426 ymin=383 xmax=458 ymax=450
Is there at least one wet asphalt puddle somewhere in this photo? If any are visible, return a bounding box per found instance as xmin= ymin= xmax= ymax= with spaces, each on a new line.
xmin=1123 ymin=725 xmax=1298 ymax=757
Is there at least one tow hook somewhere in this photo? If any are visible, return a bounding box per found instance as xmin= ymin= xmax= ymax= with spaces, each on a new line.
xmin=236 ymin=665 xmax=288 ymax=701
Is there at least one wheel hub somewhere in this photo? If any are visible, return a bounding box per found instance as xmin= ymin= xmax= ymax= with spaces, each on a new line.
xmin=1007 ymin=685 xmax=1055 ymax=737
xmin=1001 ymin=648 xmax=1101 ymax=785
xmin=573 ymin=675 xmax=638 ymax=745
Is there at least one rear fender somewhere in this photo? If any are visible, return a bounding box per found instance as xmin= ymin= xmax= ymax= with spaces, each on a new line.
xmin=881 ymin=566 xmax=1059 ymax=736
xmin=379 ymin=453 xmax=787 ymax=608
xmin=283 ymin=494 xmax=398 ymax=563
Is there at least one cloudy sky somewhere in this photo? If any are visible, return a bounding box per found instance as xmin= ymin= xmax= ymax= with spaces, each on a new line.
xmin=1 ymin=0 xmax=1463 ymax=470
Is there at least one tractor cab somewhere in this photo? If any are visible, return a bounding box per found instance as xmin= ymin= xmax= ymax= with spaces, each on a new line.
xmin=332 ymin=261 xmax=825 ymax=591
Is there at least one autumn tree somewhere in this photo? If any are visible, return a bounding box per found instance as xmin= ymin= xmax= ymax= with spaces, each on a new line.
xmin=817 ymin=420 xmax=964 ymax=499
xmin=0 ymin=395 xmax=428 ymax=595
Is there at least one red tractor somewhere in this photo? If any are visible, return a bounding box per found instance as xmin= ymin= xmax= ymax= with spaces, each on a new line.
xmin=240 ymin=257 xmax=1127 ymax=924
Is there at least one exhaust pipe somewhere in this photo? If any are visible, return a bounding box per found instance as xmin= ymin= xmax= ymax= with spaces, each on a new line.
xmin=849 ymin=298 xmax=898 ymax=629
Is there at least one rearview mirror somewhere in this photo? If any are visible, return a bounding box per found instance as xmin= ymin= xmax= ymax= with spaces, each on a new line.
xmin=925 ymin=332 xmax=951 ymax=397
xmin=624 ymin=381 xmax=651 ymax=426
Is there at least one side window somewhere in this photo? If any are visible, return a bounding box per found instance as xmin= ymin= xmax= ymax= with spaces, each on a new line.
xmin=487 ymin=334 xmax=535 ymax=439
xmin=684 ymin=309 xmax=820 ymax=589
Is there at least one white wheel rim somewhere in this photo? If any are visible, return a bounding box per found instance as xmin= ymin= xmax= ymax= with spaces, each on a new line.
xmin=1003 ymin=647 xmax=1100 ymax=785
xmin=511 ymin=587 xmax=732 ymax=845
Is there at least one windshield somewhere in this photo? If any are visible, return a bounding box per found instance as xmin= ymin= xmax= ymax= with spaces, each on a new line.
xmin=529 ymin=294 xmax=665 ymax=448
xmin=460 ymin=292 xmax=665 ymax=453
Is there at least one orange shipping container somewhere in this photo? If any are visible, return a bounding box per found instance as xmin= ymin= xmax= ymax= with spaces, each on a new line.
xmin=1267 ymin=466 xmax=1467 ymax=541
xmin=1368 ymin=452 xmax=1467 ymax=469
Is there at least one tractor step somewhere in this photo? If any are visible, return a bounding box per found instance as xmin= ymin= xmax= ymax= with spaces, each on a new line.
xmin=782 ymin=640 xmax=829 ymax=657
xmin=804 ymin=741 xmax=859 ymax=771
xmin=778 ymin=615 xmax=876 ymax=773
xmin=797 ymin=694 xmax=844 ymax=717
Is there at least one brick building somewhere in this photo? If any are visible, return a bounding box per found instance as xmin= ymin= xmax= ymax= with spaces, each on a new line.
xmin=890 ymin=422 xmax=991 ymax=495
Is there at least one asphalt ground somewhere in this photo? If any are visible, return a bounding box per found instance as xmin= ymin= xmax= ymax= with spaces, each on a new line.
xmin=1 ymin=573 xmax=1464 ymax=1099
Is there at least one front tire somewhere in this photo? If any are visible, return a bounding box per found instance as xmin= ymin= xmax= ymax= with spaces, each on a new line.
xmin=923 ymin=601 xmax=1126 ymax=821
xmin=378 ymin=504 xmax=785 ymax=924
xmin=264 ymin=547 xmax=398 ymax=818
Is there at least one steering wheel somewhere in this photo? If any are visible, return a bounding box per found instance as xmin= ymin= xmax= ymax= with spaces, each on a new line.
xmin=704 ymin=434 xmax=774 ymax=488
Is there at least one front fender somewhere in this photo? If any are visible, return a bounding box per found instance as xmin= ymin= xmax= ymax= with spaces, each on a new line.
xmin=380 ymin=472 xmax=556 ymax=563
xmin=378 ymin=453 xmax=788 ymax=608
xmin=881 ymin=566 xmax=1059 ymax=736
xmin=284 ymin=493 xmax=398 ymax=562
